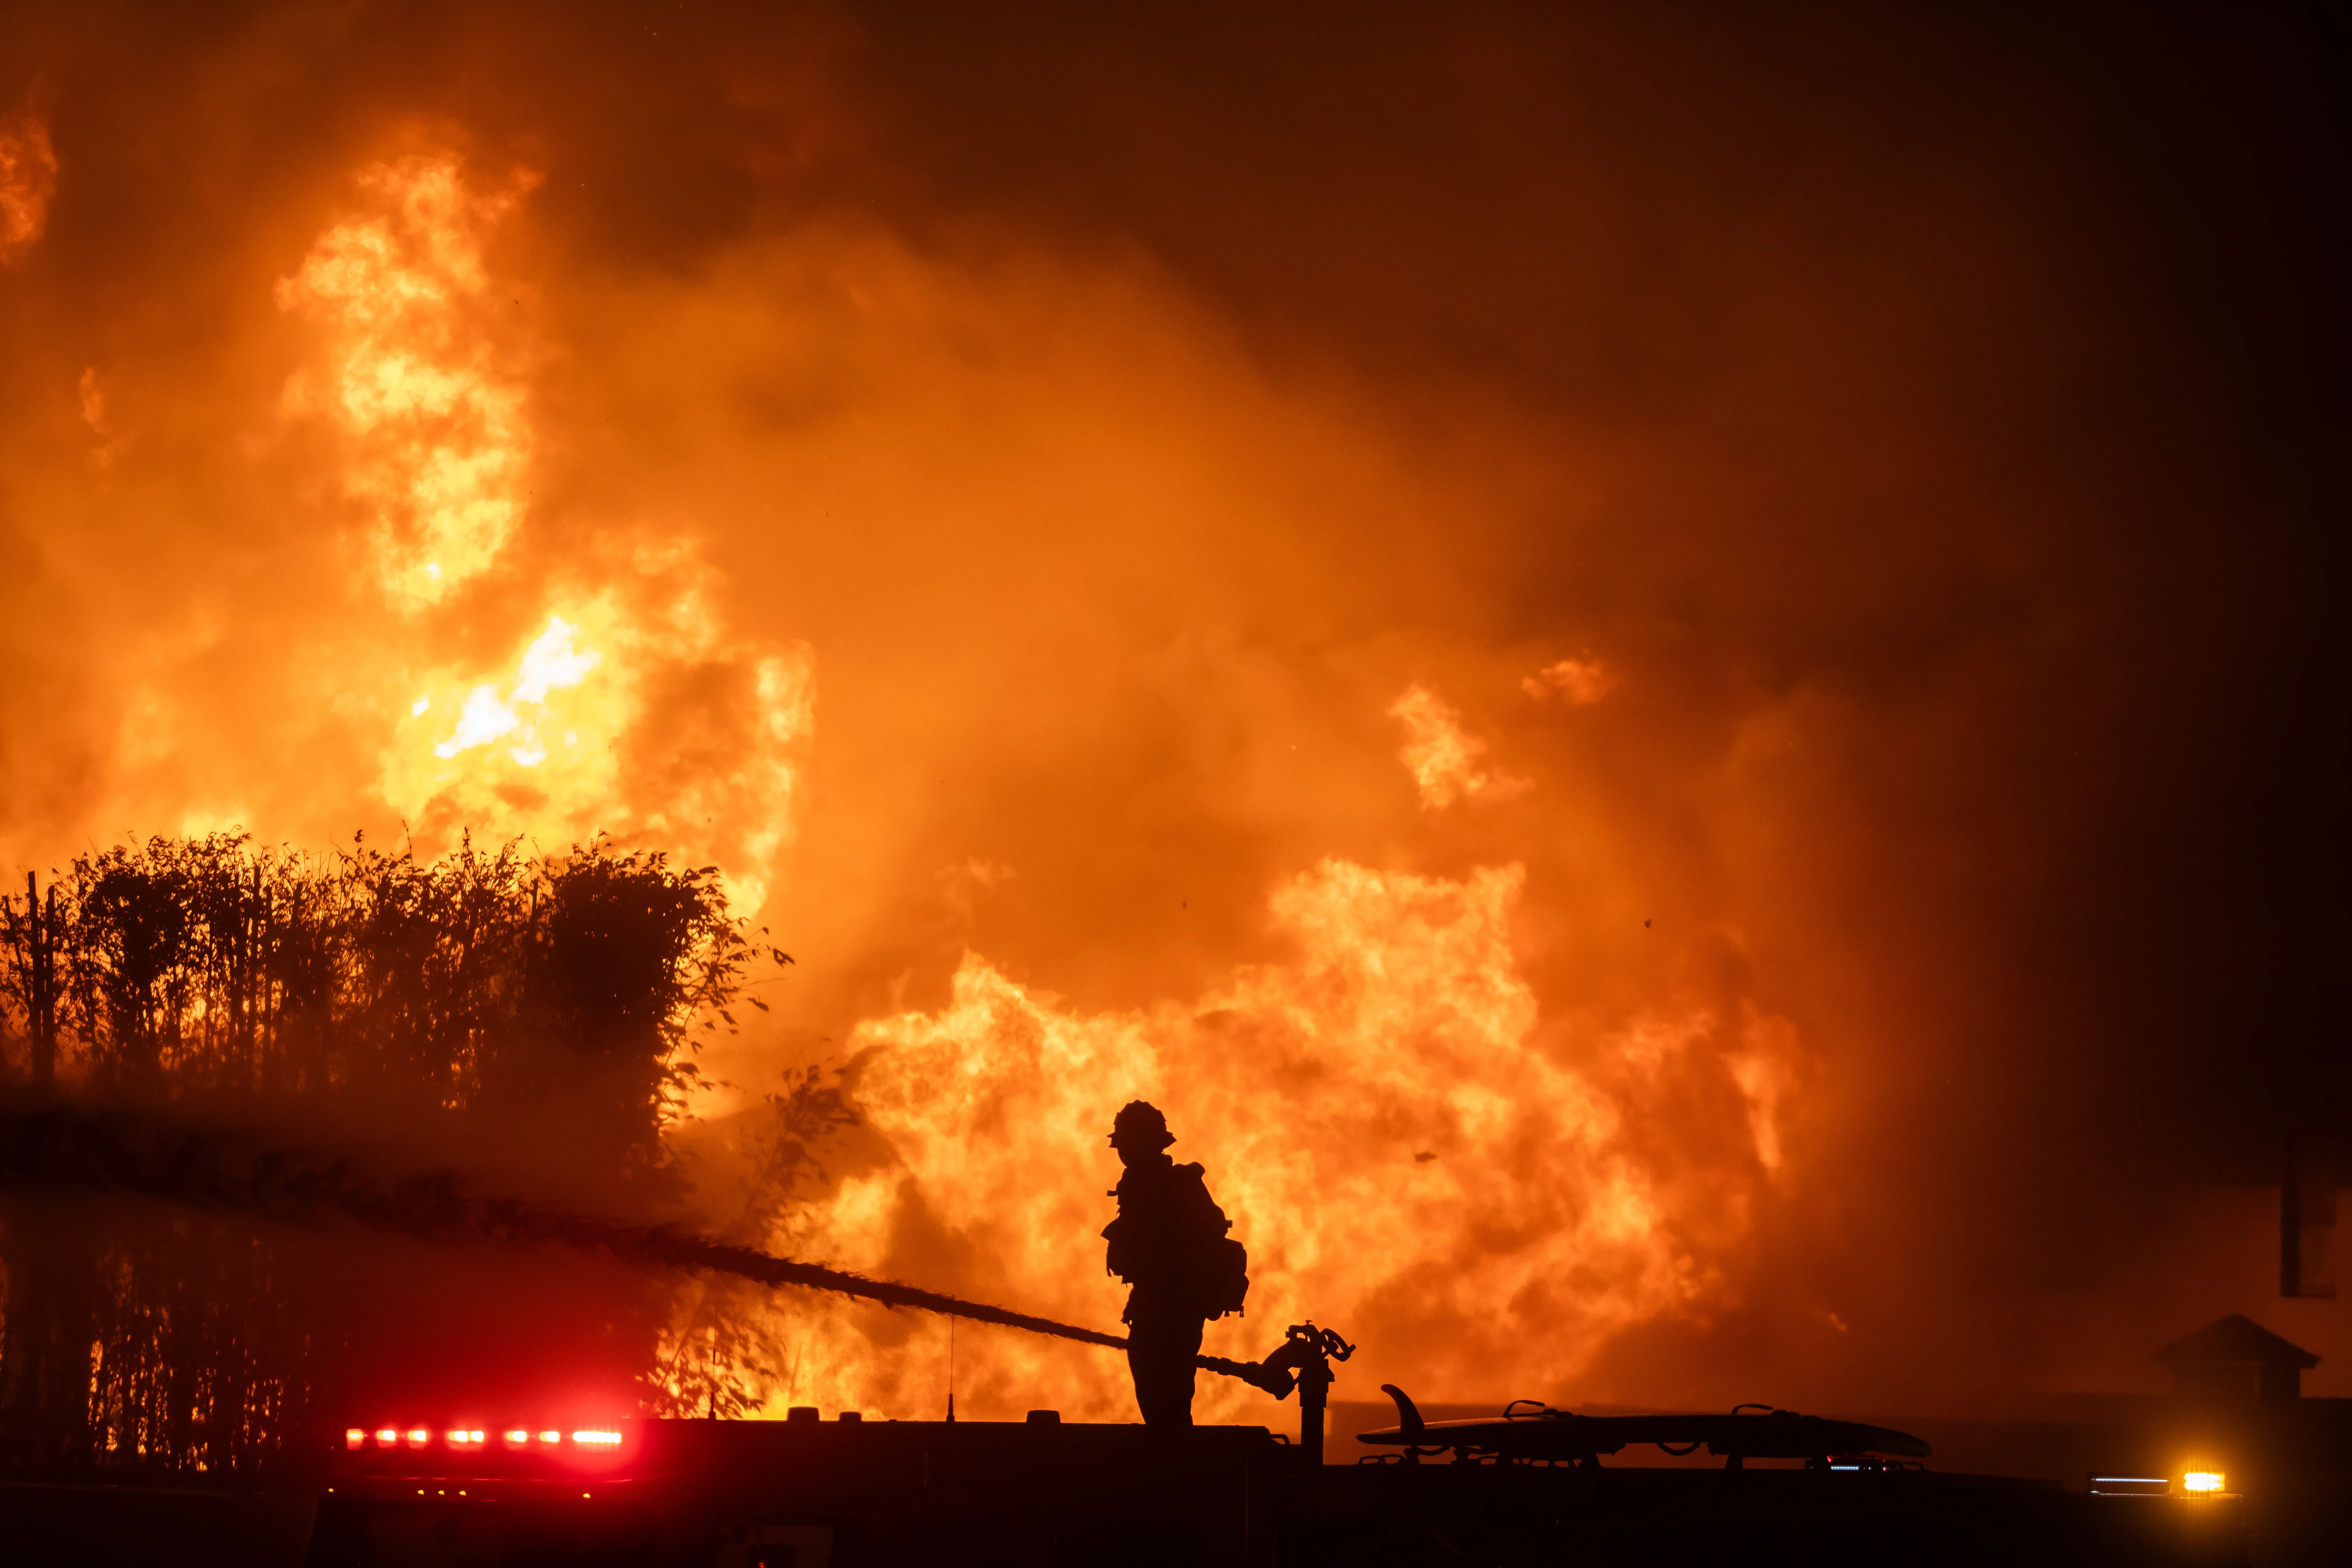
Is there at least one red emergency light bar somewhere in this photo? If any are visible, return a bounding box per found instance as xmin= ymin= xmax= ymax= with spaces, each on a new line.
xmin=344 ymin=1426 xmax=627 ymax=1453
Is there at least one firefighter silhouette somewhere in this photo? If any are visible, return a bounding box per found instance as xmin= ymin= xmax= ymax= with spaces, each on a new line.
xmin=1101 ymin=1100 xmax=1248 ymax=1425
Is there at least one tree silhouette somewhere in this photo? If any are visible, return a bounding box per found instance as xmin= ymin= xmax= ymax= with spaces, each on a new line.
xmin=0 ymin=831 xmax=808 ymax=1477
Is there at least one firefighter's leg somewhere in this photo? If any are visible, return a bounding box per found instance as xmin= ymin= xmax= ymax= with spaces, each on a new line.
xmin=1126 ymin=1313 xmax=1206 ymax=1426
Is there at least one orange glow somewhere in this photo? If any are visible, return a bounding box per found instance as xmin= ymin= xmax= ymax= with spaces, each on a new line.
xmin=345 ymin=1428 xmax=366 ymax=1449
xmin=570 ymin=1429 xmax=622 ymax=1446
xmin=2181 ymin=1470 xmax=2225 ymax=1493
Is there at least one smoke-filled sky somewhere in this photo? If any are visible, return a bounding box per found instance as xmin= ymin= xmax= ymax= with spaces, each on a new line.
xmin=1 ymin=3 xmax=2346 ymax=1418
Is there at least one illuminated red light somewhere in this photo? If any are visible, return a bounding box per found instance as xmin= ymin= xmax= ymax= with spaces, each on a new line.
xmin=571 ymin=1429 xmax=622 ymax=1446
xmin=345 ymin=1428 xmax=366 ymax=1450
xmin=374 ymin=1428 xmax=397 ymax=1444
xmin=406 ymin=1429 xmax=430 ymax=1446
xmin=447 ymin=1429 xmax=485 ymax=1446
xmin=504 ymin=1429 xmax=530 ymax=1445
xmin=538 ymin=1430 xmax=562 ymax=1444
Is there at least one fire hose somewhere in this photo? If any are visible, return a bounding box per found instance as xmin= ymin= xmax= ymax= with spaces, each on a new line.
xmin=0 ymin=1100 xmax=1351 ymax=1447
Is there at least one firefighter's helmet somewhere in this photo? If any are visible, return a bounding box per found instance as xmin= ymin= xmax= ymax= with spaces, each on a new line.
xmin=1111 ymin=1100 xmax=1175 ymax=1149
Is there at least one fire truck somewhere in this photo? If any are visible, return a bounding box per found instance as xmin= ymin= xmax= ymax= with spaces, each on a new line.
xmin=303 ymin=1325 xmax=2248 ymax=1568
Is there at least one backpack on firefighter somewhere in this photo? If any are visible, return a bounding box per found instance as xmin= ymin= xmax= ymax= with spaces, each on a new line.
xmin=1102 ymin=1158 xmax=1251 ymax=1320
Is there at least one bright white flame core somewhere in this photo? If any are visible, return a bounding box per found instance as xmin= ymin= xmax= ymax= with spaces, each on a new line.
xmin=431 ymin=617 xmax=600 ymax=763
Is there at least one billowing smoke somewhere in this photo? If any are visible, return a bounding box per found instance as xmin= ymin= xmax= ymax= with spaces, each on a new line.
xmin=0 ymin=0 xmax=2344 ymax=1437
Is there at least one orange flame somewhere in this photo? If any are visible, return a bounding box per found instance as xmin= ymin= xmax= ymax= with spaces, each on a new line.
xmin=275 ymin=155 xmax=813 ymax=910
xmin=276 ymin=154 xmax=537 ymax=608
xmin=377 ymin=559 xmax=816 ymax=912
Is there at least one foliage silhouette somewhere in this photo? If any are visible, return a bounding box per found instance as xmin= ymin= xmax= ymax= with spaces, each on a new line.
xmin=0 ymin=831 xmax=805 ymax=1477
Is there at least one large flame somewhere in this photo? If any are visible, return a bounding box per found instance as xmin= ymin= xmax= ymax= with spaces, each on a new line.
xmin=273 ymin=154 xmax=813 ymax=910
xmin=738 ymin=836 xmax=1797 ymax=1419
